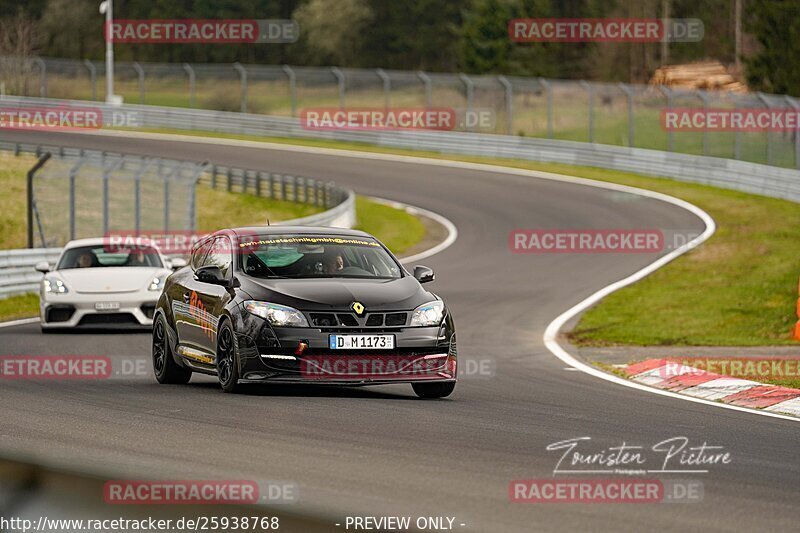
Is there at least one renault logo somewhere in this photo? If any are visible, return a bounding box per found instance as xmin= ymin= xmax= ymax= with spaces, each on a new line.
xmin=351 ymin=301 xmax=365 ymax=316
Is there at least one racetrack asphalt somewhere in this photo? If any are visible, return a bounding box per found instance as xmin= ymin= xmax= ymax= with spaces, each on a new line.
xmin=1 ymin=130 xmax=798 ymax=532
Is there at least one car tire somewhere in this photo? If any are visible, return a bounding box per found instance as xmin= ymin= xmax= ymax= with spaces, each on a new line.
xmin=216 ymin=321 xmax=241 ymax=393
xmin=153 ymin=314 xmax=192 ymax=384
xmin=412 ymin=381 xmax=455 ymax=399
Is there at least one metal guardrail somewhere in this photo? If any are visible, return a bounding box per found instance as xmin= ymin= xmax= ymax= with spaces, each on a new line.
xmin=0 ymin=248 xmax=61 ymax=297
xmin=3 ymin=96 xmax=797 ymax=203
xmin=3 ymin=56 xmax=800 ymax=169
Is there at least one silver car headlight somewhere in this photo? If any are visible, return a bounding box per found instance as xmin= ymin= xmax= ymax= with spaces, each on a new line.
xmin=148 ymin=275 xmax=167 ymax=291
xmin=244 ymin=301 xmax=309 ymax=327
xmin=43 ymin=277 xmax=68 ymax=294
xmin=410 ymin=300 xmax=445 ymax=327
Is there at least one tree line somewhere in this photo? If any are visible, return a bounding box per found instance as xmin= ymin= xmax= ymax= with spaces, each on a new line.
xmin=0 ymin=0 xmax=797 ymax=94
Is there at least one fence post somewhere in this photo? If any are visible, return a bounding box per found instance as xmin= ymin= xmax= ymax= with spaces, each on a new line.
xmin=618 ymin=83 xmax=634 ymax=147
xmin=256 ymin=171 xmax=263 ymax=196
xmin=538 ymin=78 xmax=553 ymax=139
xmin=133 ymin=62 xmax=145 ymax=104
xmin=183 ymin=63 xmax=196 ymax=108
xmin=69 ymin=159 xmax=85 ymax=240
xmin=102 ymin=157 xmax=124 ymax=235
xmin=83 ymin=59 xmax=97 ymax=101
xmin=282 ymin=65 xmax=297 ymax=117
xmin=268 ymin=173 xmax=275 ymax=198
xmin=786 ymin=96 xmax=800 ymax=170
xmin=418 ymin=71 xmax=432 ymax=109
xmin=32 ymin=57 xmax=47 ymax=98
xmin=757 ymin=92 xmax=773 ymax=165
xmin=696 ymin=90 xmax=710 ymax=156
xmin=27 ymin=152 xmax=52 ymax=248
xmin=281 ymin=175 xmax=288 ymax=200
xmin=331 ymin=67 xmax=345 ymax=109
xmin=233 ymin=62 xmax=248 ymax=113
xmin=459 ymin=73 xmax=474 ymax=132
xmin=376 ymin=68 xmax=391 ymax=110
xmin=580 ymin=80 xmax=593 ymax=143
xmin=497 ymin=75 xmax=513 ymax=135
xmin=658 ymin=86 xmax=673 ymax=152
xmin=133 ymin=159 xmax=153 ymax=234
xmin=226 ymin=167 xmax=232 ymax=192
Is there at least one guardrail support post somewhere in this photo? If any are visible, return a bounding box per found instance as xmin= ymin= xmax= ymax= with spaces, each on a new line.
xmin=418 ymin=71 xmax=432 ymax=109
xmin=233 ymin=62 xmax=248 ymax=113
xmin=133 ymin=62 xmax=145 ymax=104
xmin=84 ymin=59 xmax=97 ymax=101
xmin=183 ymin=63 xmax=196 ymax=108
xmin=282 ymin=65 xmax=297 ymax=117
xmin=497 ymin=76 xmax=513 ymax=135
xmin=331 ymin=67 xmax=345 ymax=109
xmin=376 ymin=68 xmax=390 ymax=110
xmin=27 ymin=152 xmax=51 ymax=248
xmin=538 ymin=78 xmax=553 ymax=139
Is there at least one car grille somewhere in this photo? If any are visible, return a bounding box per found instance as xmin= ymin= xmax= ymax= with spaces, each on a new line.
xmin=308 ymin=312 xmax=408 ymax=329
xmin=78 ymin=313 xmax=139 ymax=326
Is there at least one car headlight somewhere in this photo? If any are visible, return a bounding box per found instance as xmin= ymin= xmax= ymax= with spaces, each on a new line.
xmin=410 ymin=300 xmax=445 ymax=327
xmin=43 ymin=277 xmax=68 ymax=294
xmin=244 ymin=301 xmax=309 ymax=327
xmin=148 ymin=275 xmax=167 ymax=291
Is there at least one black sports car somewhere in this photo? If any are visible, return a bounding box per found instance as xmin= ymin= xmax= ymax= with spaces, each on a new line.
xmin=152 ymin=226 xmax=457 ymax=398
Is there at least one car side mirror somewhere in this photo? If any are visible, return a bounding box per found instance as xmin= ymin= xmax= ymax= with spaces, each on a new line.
xmin=195 ymin=265 xmax=239 ymax=288
xmin=35 ymin=261 xmax=50 ymax=273
xmin=169 ymin=257 xmax=187 ymax=270
xmin=413 ymin=265 xmax=435 ymax=284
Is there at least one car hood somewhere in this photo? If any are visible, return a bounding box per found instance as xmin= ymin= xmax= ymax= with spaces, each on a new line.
xmin=241 ymin=276 xmax=433 ymax=311
xmin=57 ymin=267 xmax=169 ymax=294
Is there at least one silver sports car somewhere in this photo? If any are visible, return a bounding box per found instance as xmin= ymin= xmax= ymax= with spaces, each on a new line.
xmin=36 ymin=238 xmax=185 ymax=330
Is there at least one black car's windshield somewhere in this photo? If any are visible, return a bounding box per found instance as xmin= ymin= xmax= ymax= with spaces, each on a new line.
xmin=238 ymin=235 xmax=401 ymax=279
xmin=57 ymin=245 xmax=163 ymax=270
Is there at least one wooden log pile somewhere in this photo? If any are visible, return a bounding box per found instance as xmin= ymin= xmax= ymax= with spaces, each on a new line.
xmin=650 ymin=61 xmax=747 ymax=93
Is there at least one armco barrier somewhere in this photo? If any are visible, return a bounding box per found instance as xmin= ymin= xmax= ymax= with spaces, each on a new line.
xmin=2 ymin=96 xmax=799 ymax=203
xmin=0 ymin=248 xmax=61 ymax=297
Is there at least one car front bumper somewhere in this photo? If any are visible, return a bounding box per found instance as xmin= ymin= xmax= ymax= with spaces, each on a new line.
xmin=40 ymin=291 xmax=158 ymax=329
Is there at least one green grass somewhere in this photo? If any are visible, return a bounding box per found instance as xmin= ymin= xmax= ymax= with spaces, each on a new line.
xmin=127 ymin=127 xmax=800 ymax=346
xmin=354 ymin=197 xmax=426 ymax=255
xmin=0 ymin=293 xmax=39 ymax=322
xmin=0 ymin=152 xmax=37 ymax=249
xmin=195 ymin=184 xmax=322 ymax=232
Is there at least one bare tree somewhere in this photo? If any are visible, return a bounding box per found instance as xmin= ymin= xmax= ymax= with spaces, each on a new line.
xmin=0 ymin=11 xmax=40 ymax=95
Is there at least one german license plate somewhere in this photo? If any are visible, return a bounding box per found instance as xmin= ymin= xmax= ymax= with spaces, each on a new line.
xmin=95 ymin=302 xmax=120 ymax=311
xmin=329 ymin=334 xmax=395 ymax=350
